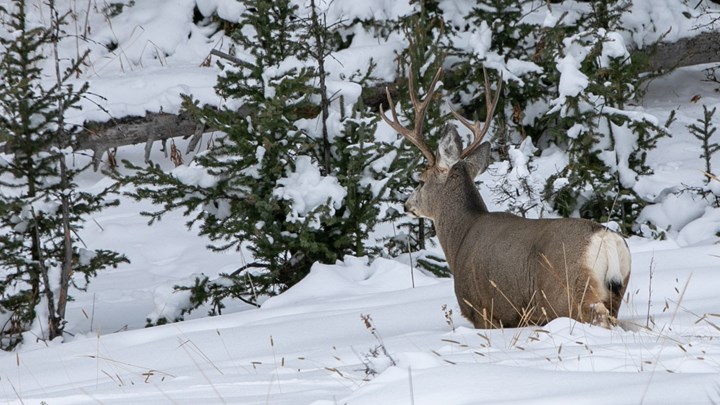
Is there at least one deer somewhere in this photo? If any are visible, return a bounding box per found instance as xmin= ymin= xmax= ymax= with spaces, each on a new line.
xmin=381 ymin=67 xmax=631 ymax=329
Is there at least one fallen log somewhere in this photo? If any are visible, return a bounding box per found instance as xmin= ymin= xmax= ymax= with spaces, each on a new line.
xmin=79 ymin=112 xmax=205 ymax=170
xmin=636 ymin=31 xmax=720 ymax=72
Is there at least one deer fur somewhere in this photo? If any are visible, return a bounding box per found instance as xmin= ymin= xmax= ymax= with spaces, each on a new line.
xmin=407 ymin=126 xmax=631 ymax=328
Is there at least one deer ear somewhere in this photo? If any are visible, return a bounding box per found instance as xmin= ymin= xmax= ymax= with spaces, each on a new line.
xmin=465 ymin=142 xmax=491 ymax=178
xmin=437 ymin=125 xmax=463 ymax=169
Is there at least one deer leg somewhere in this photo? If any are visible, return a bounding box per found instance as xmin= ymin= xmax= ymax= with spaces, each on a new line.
xmin=575 ymin=275 xmax=613 ymax=328
xmin=608 ymin=289 xmax=623 ymax=319
xmin=588 ymin=302 xmax=611 ymax=328
xmin=576 ymin=298 xmax=612 ymax=329
xmin=608 ymin=273 xmax=630 ymax=319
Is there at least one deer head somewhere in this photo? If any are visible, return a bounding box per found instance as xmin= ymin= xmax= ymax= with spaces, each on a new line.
xmin=380 ymin=67 xmax=502 ymax=220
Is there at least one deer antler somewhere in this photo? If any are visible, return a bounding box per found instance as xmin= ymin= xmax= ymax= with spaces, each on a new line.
xmin=380 ymin=67 xmax=443 ymax=167
xmin=451 ymin=67 xmax=503 ymax=159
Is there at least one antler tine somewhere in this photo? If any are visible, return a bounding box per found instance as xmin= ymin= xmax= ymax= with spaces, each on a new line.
xmin=454 ymin=67 xmax=503 ymax=159
xmin=408 ymin=67 xmax=443 ymax=132
xmin=380 ymin=67 xmax=443 ymax=166
xmin=380 ymin=88 xmax=435 ymax=164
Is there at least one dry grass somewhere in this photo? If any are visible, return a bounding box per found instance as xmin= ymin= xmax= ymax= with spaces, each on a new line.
xmin=359 ymin=314 xmax=396 ymax=375
xmin=442 ymin=304 xmax=456 ymax=332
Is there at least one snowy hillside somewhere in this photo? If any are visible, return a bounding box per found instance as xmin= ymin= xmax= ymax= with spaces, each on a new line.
xmin=0 ymin=0 xmax=720 ymax=404
xmin=2 ymin=211 xmax=720 ymax=404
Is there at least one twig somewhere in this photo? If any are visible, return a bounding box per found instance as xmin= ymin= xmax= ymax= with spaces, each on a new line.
xmin=209 ymin=49 xmax=254 ymax=70
xmin=646 ymin=256 xmax=655 ymax=329
xmin=406 ymin=238 xmax=416 ymax=288
xmin=408 ymin=366 xmax=415 ymax=405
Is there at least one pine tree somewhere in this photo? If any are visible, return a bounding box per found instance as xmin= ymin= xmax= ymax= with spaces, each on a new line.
xmin=541 ymin=0 xmax=666 ymax=232
xmin=125 ymin=0 xmax=401 ymax=316
xmin=687 ymin=104 xmax=720 ymax=207
xmin=458 ymin=0 xmax=539 ymax=153
xmin=125 ymin=0 xmax=316 ymax=310
xmin=443 ymin=0 xmax=666 ymax=232
xmin=689 ymin=105 xmax=719 ymax=180
xmin=0 ymin=0 xmax=126 ymax=349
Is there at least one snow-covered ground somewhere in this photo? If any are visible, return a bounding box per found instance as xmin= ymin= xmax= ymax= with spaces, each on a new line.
xmin=1 ymin=0 xmax=720 ymax=403
xmin=1 ymin=63 xmax=718 ymax=404
xmin=2 ymin=215 xmax=720 ymax=404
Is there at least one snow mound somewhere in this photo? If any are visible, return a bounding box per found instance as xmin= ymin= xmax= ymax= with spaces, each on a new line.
xmin=263 ymin=256 xmax=439 ymax=309
xmin=637 ymin=192 xmax=707 ymax=236
xmin=678 ymin=207 xmax=720 ymax=245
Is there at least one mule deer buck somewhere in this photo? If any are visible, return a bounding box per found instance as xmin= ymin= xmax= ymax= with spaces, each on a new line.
xmin=381 ymin=68 xmax=631 ymax=328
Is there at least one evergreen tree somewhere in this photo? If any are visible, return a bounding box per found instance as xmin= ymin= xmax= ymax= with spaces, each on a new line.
xmin=444 ymin=0 xmax=666 ymax=232
xmin=689 ymin=105 xmax=719 ymax=181
xmin=126 ymin=0 xmax=316 ymax=311
xmin=686 ymin=104 xmax=720 ymax=207
xmin=0 ymin=0 xmax=126 ymax=349
xmin=457 ymin=0 xmax=539 ymax=153
xmin=125 ymin=0 xmax=400 ymax=316
xmin=541 ymin=0 xmax=666 ymax=232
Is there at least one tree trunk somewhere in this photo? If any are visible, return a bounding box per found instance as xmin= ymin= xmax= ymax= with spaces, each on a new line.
xmin=78 ymin=113 xmax=204 ymax=170
xmin=56 ymin=157 xmax=72 ymax=332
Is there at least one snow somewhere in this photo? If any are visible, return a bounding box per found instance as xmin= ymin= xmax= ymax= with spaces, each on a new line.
xmin=678 ymin=207 xmax=720 ymax=245
xmin=1 ymin=0 xmax=720 ymax=403
xmin=622 ymin=0 xmax=719 ymax=46
xmin=322 ymin=0 xmax=415 ymax=23
xmin=172 ymin=164 xmax=219 ymax=188
xmin=196 ymin=0 xmax=244 ymax=22
xmin=2 ymin=226 xmax=720 ymax=403
xmin=556 ymin=38 xmax=590 ymax=99
xmin=90 ymin=0 xmax=196 ymax=66
xmin=274 ymin=156 xmax=347 ymax=228
xmin=637 ymin=192 xmax=707 ymax=235
xmin=599 ymin=31 xmax=631 ymax=68
xmin=608 ymin=121 xmax=640 ymax=189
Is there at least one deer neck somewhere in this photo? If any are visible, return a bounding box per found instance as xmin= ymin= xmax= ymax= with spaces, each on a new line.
xmin=433 ymin=162 xmax=487 ymax=261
